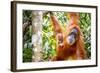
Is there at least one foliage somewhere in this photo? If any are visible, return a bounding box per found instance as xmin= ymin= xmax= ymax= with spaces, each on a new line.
xmin=23 ymin=10 xmax=33 ymax=62
xmin=23 ymin=48 xmax=32 ymax=62
xmin=23 ymin=10 xmax=32 ymax=23
xmin=79 ymin=13 xmax=91 ymax=58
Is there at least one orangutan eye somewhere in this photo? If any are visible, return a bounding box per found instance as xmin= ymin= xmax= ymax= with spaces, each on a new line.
xmin=58 ymin=36 xmax=63 ymax=44
xmin=57 ymin=33 xmax=63 ymax=44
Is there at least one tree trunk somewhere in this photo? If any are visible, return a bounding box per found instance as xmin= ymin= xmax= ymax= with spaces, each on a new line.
xmin=32 ymin=11 xmax=43 ymax=62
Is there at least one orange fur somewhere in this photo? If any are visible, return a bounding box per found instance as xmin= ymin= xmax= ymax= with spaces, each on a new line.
xmin=50 ymin=12 xmax=87 ymax=61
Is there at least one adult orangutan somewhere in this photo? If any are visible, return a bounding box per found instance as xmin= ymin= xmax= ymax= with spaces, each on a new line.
xmin=50 ymin=12 xmax=87 ymax=61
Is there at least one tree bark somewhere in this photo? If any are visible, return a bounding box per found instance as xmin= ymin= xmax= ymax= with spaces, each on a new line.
xmin=32 ymin=11 xmax=43 ymax=62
